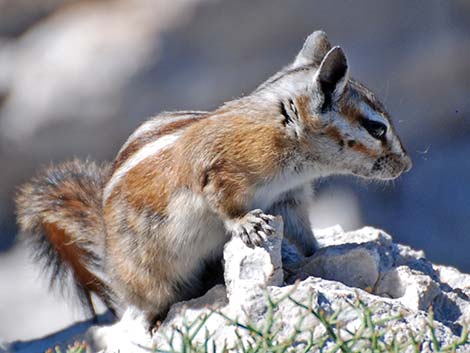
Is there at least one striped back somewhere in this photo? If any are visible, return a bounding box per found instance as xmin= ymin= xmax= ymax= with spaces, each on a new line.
xmin=103 ymin=111 xmax=208 ymax=204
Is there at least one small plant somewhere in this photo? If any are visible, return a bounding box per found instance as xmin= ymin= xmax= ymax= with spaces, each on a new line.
xmin=155 ymin=289 xmax=470 ymax=353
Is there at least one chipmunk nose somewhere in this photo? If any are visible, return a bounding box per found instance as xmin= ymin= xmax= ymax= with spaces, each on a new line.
xmin=403 ymin=154 xmax=413 ymax=173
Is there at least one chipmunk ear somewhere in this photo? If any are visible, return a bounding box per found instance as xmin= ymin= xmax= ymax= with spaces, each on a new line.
xmin=314 ymin=46 xmax=349 ymax=111
xmin=293 ymin=30 xmax=332 ymax=68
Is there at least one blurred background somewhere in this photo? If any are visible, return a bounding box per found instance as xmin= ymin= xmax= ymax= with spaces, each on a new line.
xmin=0 ymin=0 xmax=469 ymax=342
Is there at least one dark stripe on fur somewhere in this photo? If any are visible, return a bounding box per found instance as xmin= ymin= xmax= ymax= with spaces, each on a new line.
xmin=113 ymin=113 xmax=207 ymax=171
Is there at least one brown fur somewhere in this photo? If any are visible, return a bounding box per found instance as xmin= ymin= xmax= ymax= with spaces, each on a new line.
xmin=181 ymin=114 xmax=294 ymax=217
xmin=123 ymin=149 xmax=175 ymax=216
xmin=16 ymin=159 xmax=113 ymax=314
xmin=296 ymin=95 xmax=320 ymax=130
xmin=350 ymin=141 xmax=379 ymax=157
xmin=324 ymin=126 xmax=344 ymax=144
xmin=114 ymin=115 xmax=207 ymax=170
xmin=339 ymin=101 xmax=363 ymax=124
xmin=42 ymin=221 xmax=105 ymax=306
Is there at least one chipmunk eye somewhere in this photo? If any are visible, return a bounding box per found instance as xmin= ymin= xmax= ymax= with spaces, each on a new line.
xmin=360 ymin=117 xmax=387 ymax=141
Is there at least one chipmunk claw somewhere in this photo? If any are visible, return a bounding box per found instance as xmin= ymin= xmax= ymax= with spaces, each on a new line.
xmin=229 ymin=209 xmax=275 ymax=248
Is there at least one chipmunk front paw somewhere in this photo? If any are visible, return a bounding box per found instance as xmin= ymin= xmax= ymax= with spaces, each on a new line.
xmin=228 ymin=209 xmax=276 ymax=247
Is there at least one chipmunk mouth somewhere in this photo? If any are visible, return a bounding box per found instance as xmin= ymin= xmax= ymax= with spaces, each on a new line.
xmin=371 ymin=153 xmax=412 ymax=180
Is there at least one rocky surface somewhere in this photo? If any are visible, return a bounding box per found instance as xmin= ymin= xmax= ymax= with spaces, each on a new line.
xmin=9 ymin=221 xmax=470 ymax=352
xmin=149 ymin=224 xmax=470 ymax=352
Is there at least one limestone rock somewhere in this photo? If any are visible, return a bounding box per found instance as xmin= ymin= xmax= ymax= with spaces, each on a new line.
xmin=302 ymin=226 xmax=397 ymax=291
xmin=375 ymin=266 xmax=441 ymax=311
xmin=435 ymin=264 xmax=470 ymax=294
xmin=314 ymin=225 xmax=392 ymax=248
xmin=224 ymin=216 xmax=284 ymax=300
xmin=303 ymin=244 xmax=381 ymax=291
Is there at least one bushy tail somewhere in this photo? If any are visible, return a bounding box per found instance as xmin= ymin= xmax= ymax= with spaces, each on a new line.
xmin=16 ymin=159 xmax=115 ymax=316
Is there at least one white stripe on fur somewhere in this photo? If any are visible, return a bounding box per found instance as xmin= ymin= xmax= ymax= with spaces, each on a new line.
xmin=117 ymin=113 xmax=197 ymax=156
xmin=103 ymin=133 xmax=181 ymax=203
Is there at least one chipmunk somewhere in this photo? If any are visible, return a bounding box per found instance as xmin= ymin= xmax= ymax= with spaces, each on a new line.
xmin=16 ymin=30 xmax=411 ymax=327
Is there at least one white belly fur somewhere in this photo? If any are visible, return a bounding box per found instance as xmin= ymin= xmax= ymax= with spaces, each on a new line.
xmin=164 ymin=190 xmax=228 ymax=281
xmin=250 ymin=166 xmax=322 ymax=210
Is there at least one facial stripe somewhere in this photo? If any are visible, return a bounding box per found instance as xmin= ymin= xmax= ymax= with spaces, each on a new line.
xmin=104 ymin=133 xmax=182 ymax=203
xmin=350 ymin=141 xmax=379 ymax=157
xmin=339 ymin=102 xmax=363 ymax=124
xmin=349 ymin=79 xmax=386 ymax=114
xmin=339 ymin=79 xmax=390 ymax=126
xmin=295 ymin=95 xmax=323 ymax=132
xmin=359 ymin=102 xmax=389 ymax=127
xmin=280 ymin=99 xmax=300 ymax=130
xmin=324 ymin=126 xmax=343 ymax=144
xmin=359 ymin=100 xmax=404 ymax=155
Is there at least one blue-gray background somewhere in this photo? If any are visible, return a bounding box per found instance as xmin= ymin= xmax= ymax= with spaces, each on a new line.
xmin=0 ymin=0 xmax=468 ymax=341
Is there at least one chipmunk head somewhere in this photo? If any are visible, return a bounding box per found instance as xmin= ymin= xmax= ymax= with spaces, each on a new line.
xmin=259 ymin=30 xmax=412 ymax=180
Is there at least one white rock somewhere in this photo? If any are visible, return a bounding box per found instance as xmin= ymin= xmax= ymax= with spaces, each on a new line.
xmin=435 ymin=264 xmax=470 ymax=293
xmin=312 ymin=224 xmax=344 ymax=246
xmin=303 ymin=245 xmax=380 ymax=291
xmin=223 ymin=216 xmax=284 ymax=303
xmin=395 ymin=243 xmax=426 ymax=265
xmin=375 ymin=266 xmax=441 ymax=311
xmin=314 ymin=226 xmax=392 ymax=248
xmin=87 ymin=307 xmax=153 ymax=353
xmin=153 ymin=285 xmax=230 ymax=351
